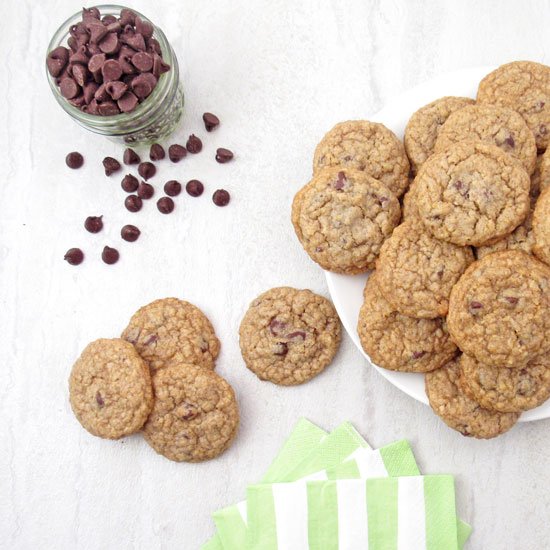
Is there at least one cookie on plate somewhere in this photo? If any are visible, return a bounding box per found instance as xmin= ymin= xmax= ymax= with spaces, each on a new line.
xmin=376 ymin=219 xmax=474 ymax=318
xmin=69 ymin=338 xmax=153 ymax=439
xmin=425 ymin=357 xmax=520 ymax=439
xmin=239 ymin=287 xmax=341 ymax=385
xmin=404 ymin=96 xmax=475 ymax=175
xmin=459 ymin=353 xmax=550 ymax=413
xmin=291 ymin=167 xmax=401 ymax=274
xmin=312 ymin=120 xmax=410 ymax=197
xmin=434 ymin=104 xmax=536 ymax=174
xmin=415 ymin=140 xmax=530 ymax=247
xmin=447 ymin=250 xmax=550 ymax=368
xmin=357 ymin=273 xmax=457 ymax=372
xmin=121 ymin=298 xmax=220 ymax=371
xmin=143 ymin=361 xmax=239 ymax=462
xmin=477 ymin=61 xmax=550 ymax=151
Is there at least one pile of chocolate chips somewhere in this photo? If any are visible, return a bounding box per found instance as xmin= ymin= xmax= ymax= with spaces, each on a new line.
xmin=64 ymin=112 xmax=234 ymax=266
xmin=47 ymin=7 xmax=170 ymax=116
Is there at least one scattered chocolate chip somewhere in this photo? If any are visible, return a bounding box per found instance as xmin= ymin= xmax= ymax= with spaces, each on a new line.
xmin=186 ymin=134 xmax=203 ymax=154
xmin=103 ymin=156 xmax=121 ymax=176
xmin=168 ymin=144 xmax=187 ymax=162
xmin=164 ymin=180 xmax=182 ymax=196
xmin=65 ymin=151 xmax=84 ymax=169
xmin=137 ymin=181 xmax=155 ymax=199
xmin=138 ymin=161 xmax=156 ymax=180
xmin=123 ymin=148 xmax=140 ymax=165
xmin=95 ymin=391 xmax=105 ymax=407
xmin=203 ymin=112 xmax=220 ymax=132
xmin=273 ymin=342 xmax=288 ymax=356
xmin=64 ymin=247 xmax=84 ymax=265
xmin=121 ymin=174 xmax=139 ymax=192
xmin=125 ymin=194 xmax=143 ymax=212
xmin=215 ymin=147 xmax=234 ymax=163
xmin=212 ymin=189 xmax=230 ymax=206
xmin=186 ymin=179 xmax=204 ymax=197
xmin=102 ymin=246 xmax=119 ymax=264
xmin=84 ymin=215 xmax=103 ymax=233
xmin=157 ymin=196 xmax=174 ymax=214
xmin=149 ymin=143 xmax=165 ymax=161
xmin=121 ymin=224 xmax=141 ymax=242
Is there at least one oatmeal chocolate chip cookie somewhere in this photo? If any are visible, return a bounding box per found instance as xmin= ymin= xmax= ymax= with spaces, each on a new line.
xmin=434 ymin=104 xmax=537 ymax=174
xmin=69 ymin=338 xmax=153 ymax=439
xmin=357 ymin=273 xmax=457 ymax=372
xmin=239 ymin=287 xmax=341 ymax=385
xmin=312 ymin=120 xmax=410 ymax=197
xmin=121 ymin=298 xmax=220 ymax=371
xmin=477 ymin=61 xmax=550 ymax=151
xmin=376 ymin=219 xmax=474 ymax=318
xmin=539 ymin=147 xmax=550 ymax=191
xmin=447 ymin=250 xmax=550 ymax=368
xmin=530 ymin=154 xmax=544 ymax=200
xmin=415 ymin=140 xmax=530 ymax=247
xmin=459 ymin=353 xmax=550 ymax=413
xmin=533 ymin=185 xmax=550 ymax=265
xmin=291 ymin=167 xmax=401 ymax=274
xmin=425 ymin=357 xmax=520 ymax=439
xmin=143 ymin=361 xmax=239 ymax=462
xmin=401 ymin=178 xmax=420 ymax=220
xmin=404 ymin=96 xmax=475 ymax=174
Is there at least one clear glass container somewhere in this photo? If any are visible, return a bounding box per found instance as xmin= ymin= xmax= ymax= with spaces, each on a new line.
xmin=45 ymin=5 xmax=184 ymax=145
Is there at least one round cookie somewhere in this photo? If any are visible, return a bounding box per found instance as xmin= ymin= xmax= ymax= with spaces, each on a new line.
xmin=376 ymin=219 xmax=474 ymax=318
xmin=477 ymin=61 xmax=550 ymax=151
xmin=415 ymin=140 xmax=530 ymax=247
xmin=425 ymin=357 xmax=520 ymax=439
xmin=434 ymin=104 xmax=536 ymax=175
xmin=447 ymin=250 xmax=550 ymax=368
xmin=357 ymin=273 xmax=457 ymax=372
xmin=143 ymin=361 xmax=239 ymax=462
xmin=460 ymin=353 xmax=550 ymax=413
xmin=121 ymin=298 xmax=220 ymax=371
xmin=291 ymin=167 xmax=401 ymax=274
xmin=533 ymin=185 xmax=550 ymax=265
xmin=404 ymin=96 xmax=475 ymax=174
xmin=312 ymin=120 xmax=410 ymax=197
xmin=239 ymin=287 xmax=341 ymax=385
xmin=69 ymin=338 xmax=153 ymax=439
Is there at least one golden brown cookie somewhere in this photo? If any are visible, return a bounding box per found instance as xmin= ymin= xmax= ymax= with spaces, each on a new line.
xmin=357 ymin=273 xmax=457 ymax=372
xmin=143 ymin=361 xmax=239 ymax=462
xmin=376 ymin=219 xmax=474 ymax=318
xmin=69 ymin=338 xmax=153 ymax=439
xmin=434 ymin=104 xmax=536 ymax=174
xmin=121 ymin=298 xmax=220 ymax=371
xmin=404 ymin=96 xmax=475 ymax=174
xmin=459 ymin=353 xmax=550 ymax=413
xmin=415 ymin=140 xmax=530 ymax=246
xmin=425 ymin=357 xmax=520 ymax=439
xmin=239 ymin=287 xmax=341 ymax=385
xmin=447 ymin=250 xmax=550 ymax=368
xmin=533 ymin=185 xmax=550 ymax=266
xmin=291 ymin=167 xmax=401 ymax=274
xmin=539 ymin=147 xmax=550 ymax=191
xmin=312 ymin=120 xmax=410 ymax=197
xmin=477 ymin=61 xmax=550 ymax=151
xmin=400 ymin=178 xmax=420 ymax=221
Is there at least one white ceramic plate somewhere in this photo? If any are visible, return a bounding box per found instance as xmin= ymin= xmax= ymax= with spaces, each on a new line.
xmin=325 ymin=66 xmax=549 ymax=422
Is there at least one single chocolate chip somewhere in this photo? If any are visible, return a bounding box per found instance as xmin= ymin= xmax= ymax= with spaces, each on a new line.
xmin=102 ymin=246 xmax=119 ymax=264
xmin=47 ymin=46 xmax=70 ymax=77
xmin=65 ymin=151 xmax=84 ymax=169
xmin=215 ymin=148 xmax=234 ymax=163
xmin=212 ymin=189 xmax=230 ymax=206
xmin=121 ymin=224 xmax=141 ymax=242
xmin=150 ymin=143 xmax=165 ymax=161
xmin=102 ymin=59 xmax=122 ymax=82
xmin=138 ymin=161 xmax=156 ymax=180
xmin=138 ymin=181 xmax=155 ymax=199
xmin=123 ymin=148 xmax=140 ymax=165
xmin=94 ymin=82 xmax=109 ymax=102
xmin=88 ymin=22 xmax=109 ymax=44
xmin=98 ymin=100 xmax=120 ymax=115
xmin=131 ymin=74 xmax=153 ymax=98
xmin=84 ymin=215 xmax=103 ymax=233
xmin=164 ymin=180 xmax=181 ymax=196
xmin=203 ymin=112 xmax=220 ymax=132
xmin=186 ymin=134 xmax=203 ymax=154
xmin=168 ymin=144 xmax=186 ymax=162
xmin=124 ymin=32 xmax=146 ymax=52
xmin=121 ymin=174 xmax=139 ymax=192
xmin=82 ymin=7 xmax=100 ymax=21
xmin=125 ymin=194 xmax=143 ymax=212
xmin=103 ymin=15 xmax=119 ymax=26
xmin=135 ymin=16 xmax=154 ymax=39
xmin=117 ymin=91 xmax=138 ymax=112
xmin=132 ymin=51 xmax=153 ymax=72
xmin=103 ymin=156 xmax=121 ymax=176
xmin=105 ymin=80 xmax=128 ymax=100
xmin=83 ymin=81 xmax=99 ymax=104
xmin=88 ymin=52 xmax=106 ymax=73
xmin=147 ymin=37 xmax=161 ymax=55
xmin=157 ymin=196 xmax=174 ymax=214
xmin=152 ymin=53 xmax=170 ymax=77
xmin=99 ymin=32 xmax=120 ymax=55
xmin=69 ymin=45 xmax=89 ymax=65
xmin=64 ymin=248 xmax=84 ymax=265
xmin=60 ymin=77 xmax=80 ymax=99
xmin=185 ymin=179 xmax=204 ymax=197
xmin=119 ymin=8 xmax=136 ymax=26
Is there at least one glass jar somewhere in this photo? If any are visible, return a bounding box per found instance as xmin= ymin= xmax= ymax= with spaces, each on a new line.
xmin=45 ymin=5 xmax=184 ymax=145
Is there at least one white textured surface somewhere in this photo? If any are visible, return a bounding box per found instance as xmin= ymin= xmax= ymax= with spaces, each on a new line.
xmin=2 ymin=1 xmax=550 ymax=549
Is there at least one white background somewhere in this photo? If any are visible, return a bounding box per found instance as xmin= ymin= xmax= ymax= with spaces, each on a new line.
xmin=2 ymin=1 xmax=550 ymax=549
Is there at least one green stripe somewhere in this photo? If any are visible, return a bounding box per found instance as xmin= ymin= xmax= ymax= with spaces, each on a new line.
xmin=326 ymin=459 xmax=361 ymax=480
xmin=212 ymin=505 xmax=247 ymax=549
xmin=379 ymin=440 xmax=420 ymax=477
xmin=367 ymin=477 xmax=398 ymax=550
xmin=424 ymin=476 xmax=458 ymax=550
xmin=457 ymin=520 xmax=472 ymax=549
xmin=307 ymin=482 xmax=339 ymax=550
xmin=200 ymin=535 xmax=224 ymax=550
xmin=246 ymin=485 xmax=278 ymax=550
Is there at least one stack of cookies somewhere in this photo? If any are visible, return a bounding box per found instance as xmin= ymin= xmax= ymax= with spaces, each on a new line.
xmin=69 ymin=298 xmax=239 ymax=461
xmin=292 ymin=61 xmax=550 ymax=439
